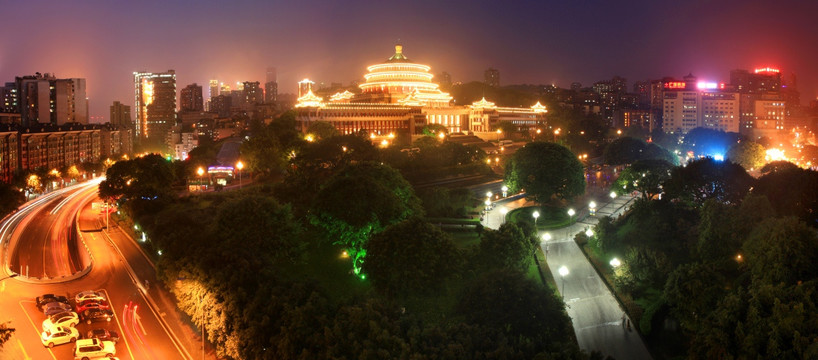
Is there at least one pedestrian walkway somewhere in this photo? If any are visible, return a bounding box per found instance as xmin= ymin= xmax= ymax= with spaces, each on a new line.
xmin=482 ymin=194 xmax=652 ymax=360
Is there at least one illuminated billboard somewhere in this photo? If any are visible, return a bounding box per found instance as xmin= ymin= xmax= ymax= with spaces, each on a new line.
xmin=664 ymin=81 xmax=686 ymax=89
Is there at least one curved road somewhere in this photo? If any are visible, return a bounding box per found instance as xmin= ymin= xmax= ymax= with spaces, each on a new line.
xmin=0 ymin=183 xmax=207 ymax=360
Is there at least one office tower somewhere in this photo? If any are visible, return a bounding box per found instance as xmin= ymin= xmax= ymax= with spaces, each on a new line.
xmin=133 ymin=70 xmax=176 ymax=144
xmin=209 ymin=79 xmax=219 ymax=99
xmin=180 ymin=83 xmax=204 ymax=112
xmin=484 ymin=68 xmax=500 ymax=87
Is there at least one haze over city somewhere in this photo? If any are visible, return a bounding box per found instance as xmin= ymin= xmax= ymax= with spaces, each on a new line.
xmin=2 ymin=0 xmax=817 ymax=121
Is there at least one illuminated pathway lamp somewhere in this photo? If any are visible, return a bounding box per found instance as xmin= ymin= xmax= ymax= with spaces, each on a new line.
xmin=532 ymin=210 xmax=540 ymax=228
xmin=610 ymin=191 xmax=617 ymax=199
xmin=586 ymin=228 xmax=594 ymax=238
xmin=567 ymin=208 xmax=575 ymax=224
xmin=558 ymin=266 xmax=569 ymax=299
xmin=499 ymin=207 xmax=508 ymax=224
xmin=236 ymin=160 xmax=244 ymax=188
xmin=589 ymin=201 xmax=597 ymax=216
xmin=610 ymin=257 xmax=621 ymax=268
xmin=197 ymin=167 xmax=205 ymax=192
xmin=501 ymin=185 xmax=508 ymax=197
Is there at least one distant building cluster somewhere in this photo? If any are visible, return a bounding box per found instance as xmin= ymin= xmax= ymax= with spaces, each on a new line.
xmin=294 ymin=45 xmax=547 ymax=144
xmin=543 ymin=67 xmax=802 ymax=138
xmin=0 ymin=73 xmax=132 ymax=184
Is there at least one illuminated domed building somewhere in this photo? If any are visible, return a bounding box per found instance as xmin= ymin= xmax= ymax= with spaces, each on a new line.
xmin=295 ymin=45 xmax=547 ymax=143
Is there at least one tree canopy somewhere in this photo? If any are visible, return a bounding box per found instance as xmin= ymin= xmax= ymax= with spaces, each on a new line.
xmin=726 ymin=140 xmax=765 ymax=170
xmin=663 ymin=157 xmax=753 ymax=206
xmin=613 ymin=159 xmax=674 ymax=201
xmin=504 ymin=141 xmax=585 ymax=203
xmin=477 ymin=222 xmax=537 ymax=273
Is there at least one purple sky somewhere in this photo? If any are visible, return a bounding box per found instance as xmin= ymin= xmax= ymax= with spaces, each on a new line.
xmin=2 ymin=0 xmax=816 ymax=122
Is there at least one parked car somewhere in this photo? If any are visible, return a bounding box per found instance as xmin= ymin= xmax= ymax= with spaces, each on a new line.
xmin=73 ymin=338 xmax=116 ymax=360
xmin=76 ymin=300 xmax=110 ymax=313
xmin=41 ymin=325 xmax=79 ymax=348
xmin=82 ymin=308 xmax=114 ymax=324
xmin=36 ymin=294 xmax=70 ymax=311
xmin=74 ymin=290 xmax=106 ymax=304
xmin=43 ymin=301 xmax=73 ymax=316
xmin=42 ymin=311 xmax=79 ymax=331
xmin=86 ymin=328 xmax=119 ymax=344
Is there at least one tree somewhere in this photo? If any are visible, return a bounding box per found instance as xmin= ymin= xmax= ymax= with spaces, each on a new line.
xmin=306 ymin=121 xmax=340 ymax=140
xmin=310 ymin=162 xmax=422 ymax=271
xmin=362 ymin=217 xmax=461 ymax=296
xmin=504 ymin=141 xmax=585 ymax=204
xmin=663 ymin=262 xmax=726 ymax=331
xmin=0 ymin=183 xmax=25 ymax=217
xmin=743 ymin=217 xmax=818 ymax=285
xmin=0 ymin=321 xmax=14 ymax=348
xmin=726 ymin=141 xmax=765 ymax=170
xmin=99 ymin=154 xmax=176 ymax=211
xmin=478 ymin=223 xmax=536 ymax=273
xmin=612 ymin=159 xmax=673 ymax=201
xmin=457 ymin=270 xmax=573 ymax=343
xmin=759 ymin=160 xmax=799 ymax=175
xmin=421 ymin=123 xmax=447 ymax=137
xmin=663 ymin=157 xmax=753 ymax=206
xmin=754 ymin=167 xmax=818 ymax=225
xmin=603 ymin=136 xmax=646 ymax=165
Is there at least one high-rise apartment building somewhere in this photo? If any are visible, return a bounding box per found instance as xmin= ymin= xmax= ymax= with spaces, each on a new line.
xmin=180 ymin=83 xmax=204 ymax=112
xmin=661 ymin=74 xmax=739 ymax=134
xmin=265 ymin=67 xmax=277 ymax=103
xmin=1 ymin=82 xmax=18 ymax=113
xmin=133 ymin=70 xmax=176 ymax=144
xmin=484 ymin=68 xmax=500 ymax=87
xmin=10 ymin=74 xmax=88 ymax=126
xmin=242 ymin=81 xmax=263 ymax=108
xmin=110 ymin=101 xmax=132 ymax=128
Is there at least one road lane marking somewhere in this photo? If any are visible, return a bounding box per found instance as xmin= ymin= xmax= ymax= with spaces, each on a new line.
xmin=16 ymin=338 xmax=32 ymax=360
xmin=103 ymin=288 xmax=136 ymax=360
xmin=18 ymin=300 xmax=57 ymax=360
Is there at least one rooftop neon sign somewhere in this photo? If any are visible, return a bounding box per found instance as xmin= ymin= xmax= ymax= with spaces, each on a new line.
xmin=754 ymin=67 xmax=780 ymax=74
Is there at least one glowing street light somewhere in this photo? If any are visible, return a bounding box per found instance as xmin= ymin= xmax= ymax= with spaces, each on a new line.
xmin=610 ymin=258 xmax=621 ymax=267
xmin=486 ymin=191 xmax=493 ymax=200
xmin=586 ymin=228 xmax=594 ymax=237
xmin=501 ymin=185 xmax=508 ymax=197
xmin=558 ymin=266 xmax=569 ymax=299
xmin=236 ymin=160 xmax=244 ymax=188
xmin=610 ymin=191 xmax=617 ymax=199
xmin=589 ymin=201 xmax=597 ymax=216
xmin=197 ymin=167 xmax=205 ymax=192
xmin=567 ymin=208 xmax=575 ymax=224
xmin=499 ymin=207 xmax=508 ymax=224
xmin=532 ymin=210 xmax=540 ymax=228
xmin=554 ymin=128 xmax=561 ymax=142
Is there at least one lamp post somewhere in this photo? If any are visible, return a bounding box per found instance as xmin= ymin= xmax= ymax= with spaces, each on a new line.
xmin=610 ymin=191 xmax=617 ymax=199
xmin=567 ymin=208 xmax=575 ymax=225
xmin=586 ymin=228 xmax=594 ymax=238
xmin=610 ymin=257 xmax=621 ymax=268
xmin=197 ymin=167 xmax=205 ymax=192
xmin=484 ymin=199 xmax=492 ymax=225
xmin=558 ymin=266 xmax=569 ymax=299
xmin=486 ymin=191 xmax=492 ymax=201
xmin=499 ymin=207 xmax=508 ymax=225
xmin=236 ymin=160 xmax=244 ymax=188
xmin=496 ymin=129 xmax=502 ymax=141
xmin=501 ymin=185 xmax=508 ymax=198
xmin=589 ymin=201 xmax=597 ymax=216
xmin=554 ymin=128 xmax=561 ymax=142
xmin=532 ymin=210 xmax=540 ymax=229
xmin=542 ymin=233 xmax=551 ymax=261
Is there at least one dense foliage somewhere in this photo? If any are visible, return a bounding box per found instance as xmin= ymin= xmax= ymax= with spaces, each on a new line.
xmin=504 ymin=141 xmax=585 ymax=204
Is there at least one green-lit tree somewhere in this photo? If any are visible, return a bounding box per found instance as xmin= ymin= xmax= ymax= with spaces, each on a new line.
xmin=612 ymin=159 xmax=673 ymax=201
xmin=478 ymin=222 xmax=536 ymax=273
xmin=504 ymin=141 xmax=585 ymax=204
xmin=306 ymin=121 xmax=340 ymax=141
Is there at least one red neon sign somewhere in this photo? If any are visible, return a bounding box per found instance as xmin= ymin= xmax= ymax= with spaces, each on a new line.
xmin=754 ymin=67 xmax=780 ymax=74
xmin=664 ymin=81 xmax=686 ymax=89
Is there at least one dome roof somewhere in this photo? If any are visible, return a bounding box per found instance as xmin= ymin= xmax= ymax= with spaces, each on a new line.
xmin=387 ymin=44 xmax=411 ymax=63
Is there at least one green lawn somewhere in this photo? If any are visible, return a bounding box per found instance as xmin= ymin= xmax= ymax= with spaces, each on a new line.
xmin=508 ymin=204 xmax=571 ymax=230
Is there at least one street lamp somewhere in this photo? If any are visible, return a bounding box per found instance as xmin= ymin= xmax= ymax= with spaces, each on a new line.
xmin=542 ymin=233 xmax=551 ymax=261
xmin=567 ymin=208 xmax=575 ymax=224
xmin=197 ymin=167 xmax=205 ymax=192
xmin=558 ymin=266 xmax=569 ymax=299
xmin=486 ymin=191 xmax=492 ymax=200
xmin=589 ymin=201 xmax=597 ymax=216
xmin=554 ymin=128 xmax=561 ymax=142
xmin=499 ymin=207 xmax=508 ymax=224
xmin=236 ymin=160 xmax=244 ymax=188
xmin=586 ymin=228 xmax=594 ymax=237
xmin=532 ymin=210 xmax=540 ymax=228
xmin=496 ymin=129 xmax=502 ymax=141
xmin=610 ymin=191 xmax=617 ymax=199
xmin=610 ymin=258 xmax=621 ymax=268
xmin=501 ymin=185 xmax=508 ymax=197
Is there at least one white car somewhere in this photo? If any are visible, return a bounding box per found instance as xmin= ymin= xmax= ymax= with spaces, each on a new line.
xmin=43 ymin=311 xmax=79 ymax=331
xmin=73 ymin=338 xmax=116 ymax=360
xmin=41 ymin=325 xmax=79 ymax=348
xmin=74 ymin=290 xmax=106 ymax=304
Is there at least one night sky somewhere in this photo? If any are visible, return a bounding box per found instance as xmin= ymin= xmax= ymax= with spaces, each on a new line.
xmin=2 ymin=0 xmax=817 ymax=122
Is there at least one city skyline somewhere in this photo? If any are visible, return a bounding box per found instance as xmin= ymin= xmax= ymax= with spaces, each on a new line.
xmin=1 ymin=0 xmax=817 ymax=122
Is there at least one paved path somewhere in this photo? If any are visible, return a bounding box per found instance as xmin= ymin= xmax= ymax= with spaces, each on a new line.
xmin=482 ymin=194 xmax=652 ymax=360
